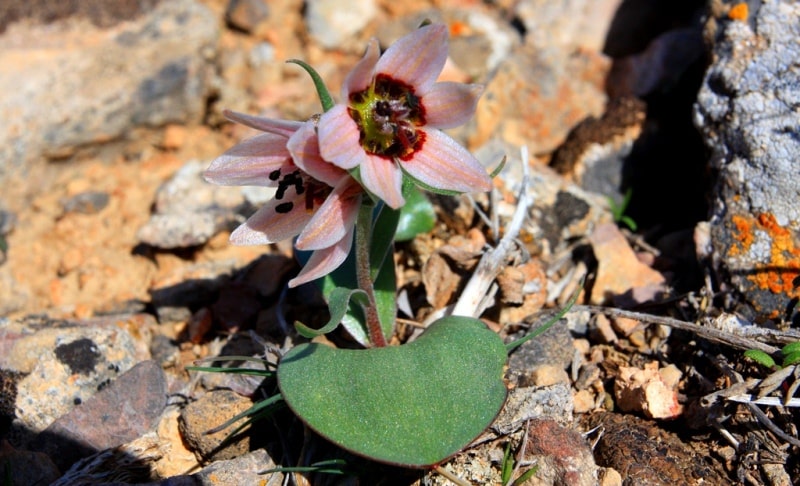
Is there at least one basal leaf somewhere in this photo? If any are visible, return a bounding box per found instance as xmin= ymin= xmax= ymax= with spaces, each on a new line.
xmin=277 ymin=316 xmax=508 ymax=467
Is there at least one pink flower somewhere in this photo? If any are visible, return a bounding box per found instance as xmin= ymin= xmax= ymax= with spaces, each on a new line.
xmin=204 ymin=110 xmax=362 ymax=287
xmin=317 ymin=23 xmax=492 ymax=209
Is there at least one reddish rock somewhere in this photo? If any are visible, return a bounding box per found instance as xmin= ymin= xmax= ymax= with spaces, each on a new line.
xmin=524 ymin=418 xmax=598 ymax=486
xmin=29 ymin=360 xmax=167 ymax=471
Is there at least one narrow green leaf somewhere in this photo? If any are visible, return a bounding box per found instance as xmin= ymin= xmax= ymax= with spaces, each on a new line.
xmin=513 ymin=466 xmax=540 ymax=485
xmin=506 ymin=279 xmax=582 ymax=353
xmin=370 ymin=203 xmax=401 ymax=277
xmin=489 ymin=155 xmax=507 ymax=179
xmin=295 ymin=238 xmax=369 ymax=344
xmin=186 ymin=366 xmax=275 ymax=378
xmin=286 ymin=59 xmax=335 ymax=112
xmin=300 ymin=206 xmax=396 ymax=344
xmin=500 ymin=442 xmax=514 ymax=484
xmin=260 ymin=459 xmax=348 ymax=475
xmin=744 ymin=349 xmax=777 ymax=368
xmin=399 ymin=169 xmax=465 ymax=197
xmin=620 ymin=215 xmax=638 ymax=232
xmin=213 ymin=398 xmax=287 ymax=452
xmin=294 ymin=287 xmax=369 ymax=338
xmin=395 ymin=185 xmax=436 ymax=242
xmin=371 ymin=248 xmax=397 ymax=340
xmin=205 ymin=393 xmax=285 ymax=435
xmin=193 ymin=355 xmax=275 ymax=365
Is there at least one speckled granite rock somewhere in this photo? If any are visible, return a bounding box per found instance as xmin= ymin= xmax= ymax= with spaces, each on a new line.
xmin=10 ymin=325 xmax=144 ymax=436
xmin=694 ymin=0 xmax=800 ymax=322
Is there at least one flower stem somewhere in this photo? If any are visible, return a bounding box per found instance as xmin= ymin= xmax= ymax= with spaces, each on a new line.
xmin=356 ymin=202 xmax=388 ymax=347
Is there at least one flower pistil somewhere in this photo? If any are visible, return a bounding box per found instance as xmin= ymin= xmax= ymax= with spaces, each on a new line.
xmin=349 ymin=74 xmax=426 ymax=161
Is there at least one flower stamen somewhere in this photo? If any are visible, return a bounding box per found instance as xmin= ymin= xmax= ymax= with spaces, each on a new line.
xmin=349 ymin=74 xmax=426 ymax=160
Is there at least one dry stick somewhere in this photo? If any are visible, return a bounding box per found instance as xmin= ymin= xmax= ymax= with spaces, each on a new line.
xmin=507 ymin=419 xmax=531 ymax=486
xmin=746 ymin=401 xmax=800 ymax=448
xmin=434 ymin=466 xmax=472 ymax=486
xmin=723 ymin=367 xmax=800 ymax=450
xmin=727 ymin=395 xmax=800 ymax=407
xmin=571 ymin=305 xmax=781 ymax=355
xmin=451 ymin=147 xmax=530 ymax=318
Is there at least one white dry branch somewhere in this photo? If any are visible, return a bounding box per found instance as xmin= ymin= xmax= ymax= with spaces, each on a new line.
xmin=450 ymin=146 xmax=531 ymax=319
xmin=726 ymin=395 xmax=800 ymax=407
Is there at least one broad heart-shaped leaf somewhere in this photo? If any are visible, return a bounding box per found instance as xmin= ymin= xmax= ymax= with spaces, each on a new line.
xmin=277 ymin=316 xmax=508 ymax=467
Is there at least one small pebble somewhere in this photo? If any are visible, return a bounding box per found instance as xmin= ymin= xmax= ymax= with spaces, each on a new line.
xmin=61 ymin=191 xmax=110 ymax=215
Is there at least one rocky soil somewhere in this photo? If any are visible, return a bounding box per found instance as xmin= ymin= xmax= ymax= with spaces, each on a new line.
xmin=0 ymin=0 xmax=798 ymax=485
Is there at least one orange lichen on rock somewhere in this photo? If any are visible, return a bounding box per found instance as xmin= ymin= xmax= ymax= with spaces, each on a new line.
xmin=751 ymin=213 xmax=800 ymax=296
xmin=730 ymin=212 xmax=800 ymax=305
xmin=729 ymin=214 xmax=754 ymax=256
xmin=448 ymin=20 xmax=469 ymax=37
xmin=728 ymin=3 xmax=749 ymax=21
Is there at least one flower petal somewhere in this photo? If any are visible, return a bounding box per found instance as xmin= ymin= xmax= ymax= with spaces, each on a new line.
xmin=360 ymin=154 xmax=405 ymax=209
xmin=375 ymin=24 xmax=448 ymax=93
xmin=289 ymin=228 xmax=354 ymax=287
xmin=296 ymin=180 xmax=361 ymax=251
xmin=204 ymin=134 xmax=294 ymax=186
xmin=343 ymin=38 xmax=379 ymax=98
xmin=223 ymin=109 xmax=302 ymax=138
xmin=287 ymin=121 xmax=348 ymax=187
xmin=318 ymin=105 xmax=370 ymax=170
xmin=400 ymin=129 xmax=492 ymax=193
xmin=229 ymin=195 xmax=311 ymax=245
xmin=422 ymin=82 xmax=483 ymax=129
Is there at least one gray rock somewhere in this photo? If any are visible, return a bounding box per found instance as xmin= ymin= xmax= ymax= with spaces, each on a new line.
xmin=376 ymin=9 xmax=520 ymax=82
xmin=137 ymin=160 xmax=270 ymax=249
xmin=51 ymin=432 xmax=167 ymax=486
xmin=506 ymin=315 xmax=575 ymax=387
xmin=484 ymin=382 xmax=574 ymax=438
xmin=305 ymin=0 xmax=376 ymax=50
xmin=225 ymin=0 xmax=270 ymax=33
xmin=693 ymin=0 xmax=800 ymax=321
xmin=477 ymin=140 xmax=613 ymax=258
xmin=515 ymin=0 xmax=622 ymax=52
xmin=0 ymin=0 xmax=218 ymax=180
xmin=61 ymin=191 xmax=111 ymax=215
xmin=152 ymin=449 xmax=283 ymax=486
xmin=0 ymin=0 xmax=162 ymax=35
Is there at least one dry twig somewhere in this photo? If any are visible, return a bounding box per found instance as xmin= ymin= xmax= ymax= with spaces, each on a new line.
xmin=572 ymin=305 xmax=781 ymax=354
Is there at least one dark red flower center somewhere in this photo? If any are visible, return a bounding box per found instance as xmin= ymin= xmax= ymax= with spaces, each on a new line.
xmin=348 ymin=74 xmax=427 ymax=160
